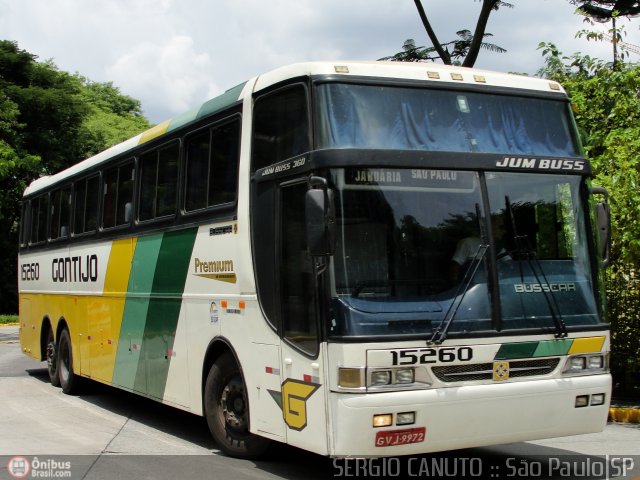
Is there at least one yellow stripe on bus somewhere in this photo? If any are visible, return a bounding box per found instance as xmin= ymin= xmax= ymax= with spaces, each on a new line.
xmin=90 ymin=237 xmax=137 ymax=383
xmin=568 ymin=336 xmax=606 ymax=354
xmin=138 ymin=119 xmax=171 ymax=145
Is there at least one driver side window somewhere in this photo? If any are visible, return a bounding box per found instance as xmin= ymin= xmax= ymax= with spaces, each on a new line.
xmin=280 ymin=182 xmax=318 ymax=356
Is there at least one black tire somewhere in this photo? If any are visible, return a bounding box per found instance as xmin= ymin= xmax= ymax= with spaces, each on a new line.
xmin=204 ymin=352 xmax=271 ymax=458
xmin=57 ymin=328 xmax=80 ymax=394
xmin=45 ymin=328 xmax=60 ymax=387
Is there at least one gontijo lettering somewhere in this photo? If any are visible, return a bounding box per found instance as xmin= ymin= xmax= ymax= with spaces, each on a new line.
xmin=52 ymin=255 xmax=98 ymax=282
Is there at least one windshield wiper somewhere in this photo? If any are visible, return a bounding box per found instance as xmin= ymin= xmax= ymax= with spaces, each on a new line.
xmin=505 ymin=196 xmax=568 ymax=338
xmin=428 ymin=243 xmax=488 ymax=345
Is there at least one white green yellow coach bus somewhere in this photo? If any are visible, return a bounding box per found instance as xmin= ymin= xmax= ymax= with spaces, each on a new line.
xmin=19 ymin=61 xmax=612 ymax=458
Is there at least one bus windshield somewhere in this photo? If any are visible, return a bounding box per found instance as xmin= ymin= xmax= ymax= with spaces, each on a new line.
xmin=328 ymin=168 xmax=602 ymax=337
xmin=316 ymin=83 xmax=579 ymax=157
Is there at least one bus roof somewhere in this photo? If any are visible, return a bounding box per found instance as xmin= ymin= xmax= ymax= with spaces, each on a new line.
xmin=24 ymin=61 xmax=566 ymax=197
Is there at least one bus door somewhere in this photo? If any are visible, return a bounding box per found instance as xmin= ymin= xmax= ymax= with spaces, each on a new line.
xmin=277 ymin=180 xmax=329 ymax=455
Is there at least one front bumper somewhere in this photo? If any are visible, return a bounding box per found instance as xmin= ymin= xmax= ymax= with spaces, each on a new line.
xmin=330 ymin=373 xmax=611 ymax=457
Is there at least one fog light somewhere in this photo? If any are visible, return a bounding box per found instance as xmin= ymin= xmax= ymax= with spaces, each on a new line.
xmin=575 ymin=395 xmax=589 ymax=408
xmin=396 ymin=412 xmax=415 ymax=426
xmin=591 ymin=393 xmax=606 ymax=406
xmin=373 ymin=414 xmax=393 ymax=428
xmin=339 ymin=368 xmax=364 ymax=388
xmin=568 ymin=356 xmax=586 ymax=371
xmin=588 ymin=355 xmax=604 ymax=369
xmin=371 ymin=370 xmax=392 ymax=386
xmin=396 ymin=369 xmax=415 ymax=384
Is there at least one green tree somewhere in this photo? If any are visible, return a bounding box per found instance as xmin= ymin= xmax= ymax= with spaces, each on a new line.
xmin=538 ymin=43 xmax=640 ymax=264
xmin=381 ymin=0 xmax=511 ymax=66
xmin=0 ymin=40 xmax=151 ymax=313
xmin=538 ymin=45 xmax=640 ymax=392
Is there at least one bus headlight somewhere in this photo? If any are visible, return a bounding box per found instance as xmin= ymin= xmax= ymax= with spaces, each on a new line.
xmin=563 ymin=353 xmax=608 ymax=374
xmin=371 ymin=370 xmax=392 ymax=386
xmin=395 ymin=368 xmax=415 ymax=384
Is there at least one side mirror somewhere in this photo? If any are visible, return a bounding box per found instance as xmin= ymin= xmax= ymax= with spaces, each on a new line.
xmin=591 ymin=186 xmax=611 ymax=268
xmin=305 ymin=188 xmax=335 ymax=257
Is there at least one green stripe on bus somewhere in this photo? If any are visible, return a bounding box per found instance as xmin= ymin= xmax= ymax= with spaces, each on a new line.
xmin=494 ymin=339 xmax=576 ymax=360
xmin=134 ymin=228 xmax=197 ymax=399
xmin=196 ymin=82 xmax=246 ymax=120
xmin=113 ymin=234 xmax=163 ymax=390
xmin=494 ymin=341 xmax=539 ymax=360
xmin=532 ymin=339 xmax=573 ymax=357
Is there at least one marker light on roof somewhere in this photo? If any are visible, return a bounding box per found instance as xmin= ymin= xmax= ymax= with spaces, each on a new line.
xmin=427 ymin=71 xmax=440 ymax=79
xmin=450 ymin=73 xmax=464 ymax=81
xmin=334 ymin=65 xmax=349 ymax=73
xmin=474 ymin=75 xmax=486 ymax=83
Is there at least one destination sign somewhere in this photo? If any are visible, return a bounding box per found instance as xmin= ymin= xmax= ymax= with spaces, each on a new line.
xmin=345 ymin=168 xmax=475 ymax=189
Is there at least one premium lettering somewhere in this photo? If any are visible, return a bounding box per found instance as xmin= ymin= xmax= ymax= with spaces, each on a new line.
xmin=194 ymin=258 xmax=234 ymax=273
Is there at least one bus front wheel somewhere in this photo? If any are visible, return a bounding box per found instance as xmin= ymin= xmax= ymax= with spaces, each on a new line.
xmin=204 ymin=352 xmax=270 ymax=458
xmin=57 ymin=328 xmax=79 ymax=394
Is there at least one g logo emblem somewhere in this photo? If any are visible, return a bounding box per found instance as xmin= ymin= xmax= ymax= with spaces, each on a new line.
xmin=281 ymin=379 xmax=320 ymax=431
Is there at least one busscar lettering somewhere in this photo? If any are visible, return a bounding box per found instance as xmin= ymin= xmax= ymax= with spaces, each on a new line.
xmin=496 ymin=157 xmax=585 ymax=171
xmin=514 ymin=283 xmax=577 ymax=293
xmin=51 ymin=255 xmax=98 ymax=283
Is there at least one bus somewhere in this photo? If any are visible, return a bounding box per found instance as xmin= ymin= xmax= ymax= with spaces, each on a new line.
xmin=18 ymin=61 xmax=612 ymax=458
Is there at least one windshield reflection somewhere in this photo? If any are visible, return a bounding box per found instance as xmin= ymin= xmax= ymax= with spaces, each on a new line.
xmin=328 ymin=168 xmax=602 ymax=337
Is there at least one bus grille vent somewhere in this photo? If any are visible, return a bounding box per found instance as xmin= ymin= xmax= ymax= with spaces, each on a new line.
xmin=431 ymin=358 xmax=560 ymax=383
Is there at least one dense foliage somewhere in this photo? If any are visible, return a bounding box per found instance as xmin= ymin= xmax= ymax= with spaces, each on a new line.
xmin=0 ymin=40 xmax=151 ymax=313
xmin=538 ymin=43 xmax=640 ymax=395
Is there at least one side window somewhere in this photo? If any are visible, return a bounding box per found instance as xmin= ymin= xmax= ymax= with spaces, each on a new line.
xmin=184 ymin=119 xmax=240 ymax=212
xmin=280 ymin=182 xmax=318 ymax=356
xmin=29 ymin=195 xmax=48 ymax=245
xmin=50 ymin=186 xmax=71 ymax=240
xmin=252 ymin=84 xmax=310 ymax=172
xmin=139 ymin=142 xmax=179 ymax=221
xmin=103 ymin=160 xmax=134 ymax=229
xmin=74 ymin=175 xmax=100 ymax=235
xmin=20 ymin=202 xmax=30 ymax=247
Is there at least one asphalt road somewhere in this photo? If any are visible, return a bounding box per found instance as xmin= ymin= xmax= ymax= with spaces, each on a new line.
xmin=1 ymin=326 xmax=639 ymax=480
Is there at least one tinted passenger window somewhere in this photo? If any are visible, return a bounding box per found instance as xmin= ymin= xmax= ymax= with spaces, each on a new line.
xmin=185 ymin=119 xmax=239 ymax=212
xmin=103 ymin=160 xmax=134 ymax=229
xmin=29 ymin=195 xmax=48 ymax=244
xmin=73 ymin=175 xmax=100 ymax=234
xmin=252 ymin=84 xmax=309 ymax=172
xmin=50 ymin=186 xmax=71 ymax=240
xmin=139 ymin=143 xmax=178 ymax=221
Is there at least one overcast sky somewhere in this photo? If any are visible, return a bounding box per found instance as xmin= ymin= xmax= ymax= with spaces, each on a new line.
xmin=2 ymin=0 xmax=639 ymax=123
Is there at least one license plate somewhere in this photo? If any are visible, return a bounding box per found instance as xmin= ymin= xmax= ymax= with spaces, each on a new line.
xmin=375 ymin=427 xmax=426 ymax=447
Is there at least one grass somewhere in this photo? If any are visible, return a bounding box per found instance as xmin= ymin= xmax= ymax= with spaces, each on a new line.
xmin=0 ymin=315 xmax=18 ymax=325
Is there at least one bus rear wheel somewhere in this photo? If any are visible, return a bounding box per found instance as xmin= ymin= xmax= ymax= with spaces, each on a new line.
xmin=45 ymin=328 xmax=60 ymax=387
xmin=204 ymin=352 xmax=270 ymax=458
xmin=57 ymin=328 xmax=79 ymax=394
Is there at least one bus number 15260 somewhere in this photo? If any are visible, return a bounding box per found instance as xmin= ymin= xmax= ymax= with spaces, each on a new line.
xmin=391 ymin=347 xmax=473 ymax=366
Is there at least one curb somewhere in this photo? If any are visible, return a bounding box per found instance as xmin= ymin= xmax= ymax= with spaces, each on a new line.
xmin=608 ymin=407 xmax=640 ymax=424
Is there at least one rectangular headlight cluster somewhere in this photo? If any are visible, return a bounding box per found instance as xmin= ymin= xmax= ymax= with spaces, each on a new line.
xmin=563 ymin=354 xmax=608 ymax=374
xmin=338 ymin=367 xmax=427 ymax=392
xmin=370 ymin=368 xmax=415 ymax=386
